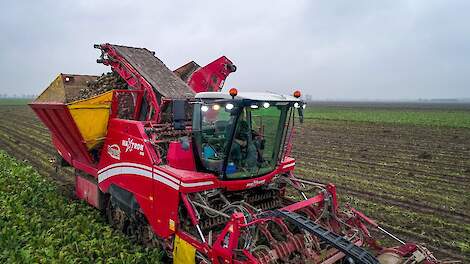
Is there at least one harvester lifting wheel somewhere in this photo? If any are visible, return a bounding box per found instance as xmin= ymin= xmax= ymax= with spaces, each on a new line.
xmin=126 ymin=212 xmax=173 ymax=261
xmin=105 ymin=197 xmax=129 ymax=234
xmin=134 ymin=220 xmax=160 ymax=248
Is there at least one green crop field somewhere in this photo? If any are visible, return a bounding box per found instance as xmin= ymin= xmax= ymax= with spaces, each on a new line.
xmin=304 ymin=105 xmax=470 ymax=128
xmin=0 ymin=98 xmax=32 ymax=106
xmin=0 ymin=151 xmax=161 ymax=263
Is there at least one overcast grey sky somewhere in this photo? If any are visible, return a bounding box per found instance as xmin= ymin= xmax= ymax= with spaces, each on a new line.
xmin=1 ymin=0 xmax=469 ymax=100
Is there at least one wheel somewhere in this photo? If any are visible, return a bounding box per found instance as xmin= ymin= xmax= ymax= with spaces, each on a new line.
xmin=105 ymin=197 xmax=129 ymax=234
xmin=134 ymin=222 xmax=159 ymax=248
xmin=129 ymin=213 xmax=172 ymax=262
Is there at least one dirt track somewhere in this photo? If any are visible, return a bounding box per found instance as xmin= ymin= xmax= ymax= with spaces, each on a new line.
xmin=0 ymin=105 xmax=469 ymax=261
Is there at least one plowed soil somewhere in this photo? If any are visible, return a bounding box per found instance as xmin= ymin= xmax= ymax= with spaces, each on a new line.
xmin=0 ymin=104 xmax=469 ymax=262
xmin=292 ymin=119 xmax=470 ymax=262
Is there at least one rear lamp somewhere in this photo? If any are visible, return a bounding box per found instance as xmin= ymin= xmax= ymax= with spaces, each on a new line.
xmin=293 ymin=90 xmax=301 ymax=98
xmin=229 ymin=88 xmax=238 ymax=97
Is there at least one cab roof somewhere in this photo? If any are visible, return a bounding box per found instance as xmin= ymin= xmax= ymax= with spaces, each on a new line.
xmin=195 ymin=91 xmax=301 ymax=102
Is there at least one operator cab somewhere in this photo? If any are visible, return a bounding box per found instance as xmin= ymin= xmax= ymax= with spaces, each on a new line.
xmin=192 ymin=91 xmax=305 ymax=180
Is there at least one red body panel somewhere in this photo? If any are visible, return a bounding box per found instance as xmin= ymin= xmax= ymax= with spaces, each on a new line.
xmin=96 ymin=117 xmax=297 ymax=239
xmin=167 ymin=141 xmax=196 ymax=171
xmin=188 ymin=56 xmax=236 ymax=93
xmin=97 ymin=119 xmax=180 ymax=238
xmin=98 ymin=44 xmax=161 ymax=121
xmin=30 ymin=103 xmax=97 ymax=175
xmin=75 ymin=174 xmax=101 ymax=208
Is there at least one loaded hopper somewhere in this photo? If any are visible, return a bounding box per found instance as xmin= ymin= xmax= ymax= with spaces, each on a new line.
xmin=30 ymin=44 xmax=229 ymax=175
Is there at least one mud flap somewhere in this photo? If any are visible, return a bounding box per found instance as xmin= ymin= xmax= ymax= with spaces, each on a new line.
xmin=173 ymin=235 xmax=196 ymax=264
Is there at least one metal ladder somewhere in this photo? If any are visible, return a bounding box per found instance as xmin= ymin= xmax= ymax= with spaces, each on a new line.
xmin=274 ymin=210 xmax=380 ymax=264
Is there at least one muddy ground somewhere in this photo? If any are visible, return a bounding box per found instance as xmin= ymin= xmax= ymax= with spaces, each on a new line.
xmin=0 ymin=105 xmax=469 ymax=261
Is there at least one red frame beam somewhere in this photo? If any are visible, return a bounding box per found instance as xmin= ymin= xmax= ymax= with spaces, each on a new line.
xmin=99 ymin=44 xmax=161 ymax=122
xmin=282 ymin=193 xmax=324 ymax=212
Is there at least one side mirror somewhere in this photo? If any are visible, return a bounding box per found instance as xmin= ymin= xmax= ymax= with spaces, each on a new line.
xmin=297 ymin=106 xmax=304 ymax=123
xmin=173 ymin=99 xmax=186 ymax=130
xmin=298 ymin=107 xmax=304 ymax=123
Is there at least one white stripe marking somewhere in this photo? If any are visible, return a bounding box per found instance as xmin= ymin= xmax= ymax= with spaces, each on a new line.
xmin=153 ymin=175 xmax=180 ymax=190
xmin=98 ymin=167 xmax=179 ymax=190
xmin=98 ymin=167 xmax=151 ymax=182
xmin=98 ymin=163 xmax=213 ymax=189
xmin=99 ymin=163 xmax=181 ymax=184
xmin=99 ymin=162 xmax=153 ymax=174
xmin=180 ymin=181 xmax=214 ymax=187
xmin=153 ymin=169 xmax=180 ymax=184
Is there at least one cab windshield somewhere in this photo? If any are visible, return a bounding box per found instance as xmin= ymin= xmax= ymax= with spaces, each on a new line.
xmin=193 ymin=101 xmax=289 ymax=179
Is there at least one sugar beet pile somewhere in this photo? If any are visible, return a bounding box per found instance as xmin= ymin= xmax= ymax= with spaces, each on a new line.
xmin=68 ymin=72 xmax=128 ymax=102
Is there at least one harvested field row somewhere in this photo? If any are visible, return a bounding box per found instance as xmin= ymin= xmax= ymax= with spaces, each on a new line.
xmin=297 ymin=122 xmax=470 ymax=159
xmin=299 ymin=120 xmax=470 ymax=152
xmin=349 ymin=197 xmax=469 ymax=261
xmin=294 ymin=153 xmax=470 ymax=194
xmin=0 ymin=116 xmax=75 ymax=196
xmin=294 ymin=148 xmax=469 ymax=180
xmin=296 ymin=165 xmax=470 ymax=224
xmin=291 ymin=112 xmax=470 ymax=261
xmin=295 ymin=136 xmax=470 ymax=164
xmin=294 ymin=150 xmax=470 ymax=183
xmin=296 ymin=158 xmax=470 ymax=198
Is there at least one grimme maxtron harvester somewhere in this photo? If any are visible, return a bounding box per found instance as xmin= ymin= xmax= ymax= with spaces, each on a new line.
xmin=30 ymin=44 xmax=443 ymax=264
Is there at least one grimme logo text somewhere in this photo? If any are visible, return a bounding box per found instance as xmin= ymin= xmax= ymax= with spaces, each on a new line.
xmin=122 ymin=138 xmax=144 ymax=153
